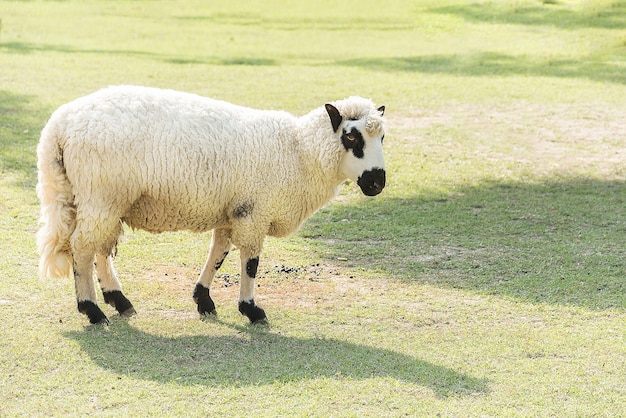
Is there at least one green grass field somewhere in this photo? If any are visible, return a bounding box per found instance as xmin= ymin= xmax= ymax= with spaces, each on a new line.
xmin=1 ymin=0 xmax=625 ymax=416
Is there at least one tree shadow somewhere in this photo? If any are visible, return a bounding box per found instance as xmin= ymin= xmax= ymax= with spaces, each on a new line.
xmin=1 ymin=41 xmax=278 ymax=67
xmin=300 ymin=178 xmax=626 ymax=311
xmin=0 ymin=90 xmax=42 ymax=188
xmin=431 ymin=1 xmax=626 ymax=30
xmin=337 ymin=52 xmax=626 ymax=85
xmin=174 ymin=13 xmax=415 ymax=31
xmin=0 ymin=41 xmax=160 ymax=59
xmin=64 ymin=320 xmax=488 ymax=396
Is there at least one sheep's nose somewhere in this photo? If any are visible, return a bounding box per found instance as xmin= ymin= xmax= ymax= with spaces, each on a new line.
xmin=357 ymin=168 xmax=386 ymax=196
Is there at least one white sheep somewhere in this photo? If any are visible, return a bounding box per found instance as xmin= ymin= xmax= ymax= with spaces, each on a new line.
xmin=37 ymin=86 xmax=386 ymax=324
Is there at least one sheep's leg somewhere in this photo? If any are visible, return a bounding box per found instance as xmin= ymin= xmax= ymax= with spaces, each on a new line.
xmin=193 ymin=228 xmax=232 ymax=316
xmin=73 ymin=251 xmax=109 ymax=325
xmin=238 ymin=249 xmax=267 ymax=324
xmin=96 ymin=253 xmax=136 ymax=317
xmin=72 ymin=212 xmax=125 ymax=325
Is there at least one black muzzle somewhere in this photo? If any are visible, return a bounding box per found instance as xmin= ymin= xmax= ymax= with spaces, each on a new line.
xmin=357 ymin=168 xmax=386 ymax=196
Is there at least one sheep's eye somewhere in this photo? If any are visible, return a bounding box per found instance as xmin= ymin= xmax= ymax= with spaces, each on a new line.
xmin=346 ymin=134 xmax=356 ymax=142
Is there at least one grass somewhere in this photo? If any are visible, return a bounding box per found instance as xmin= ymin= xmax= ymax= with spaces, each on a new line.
xmin=1 ymin=0 xmax=625 ymax=416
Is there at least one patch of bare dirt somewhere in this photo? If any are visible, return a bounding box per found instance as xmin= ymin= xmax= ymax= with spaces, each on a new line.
xmin=133 ymin=262 xmax=379 ymax=311
xmin=214 ymin=263 xmax=373 ymax=309
xmin=390 ymin=102 xmax=626 ymax=180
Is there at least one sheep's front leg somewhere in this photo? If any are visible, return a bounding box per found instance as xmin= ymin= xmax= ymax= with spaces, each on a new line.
xmin=193 ymin=228 xmax=232 ymax=316
xmin=96 ymin=253 xmax=136 ymax=317
xmin=238 ymin=250 xmax=267 ymax=324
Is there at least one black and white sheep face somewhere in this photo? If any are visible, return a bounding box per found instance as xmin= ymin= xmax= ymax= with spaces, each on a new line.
xmin=340 ymin=121 xmax=386 ymax=196
xmin=326 ymin=103 xmax=386 ymax=196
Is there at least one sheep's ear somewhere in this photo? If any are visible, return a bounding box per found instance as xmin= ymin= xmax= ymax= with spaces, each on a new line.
xmin=325 ymin=103 xmax=342 ymax=133
xmin=378 ymin=105 xmax=385 ymax=116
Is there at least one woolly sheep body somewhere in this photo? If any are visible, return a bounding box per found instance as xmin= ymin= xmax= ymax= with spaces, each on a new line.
xmin=37 ymin=85 xmax=386 ymax=324
xmin=48 ymin=87 xmax=335 ymax=236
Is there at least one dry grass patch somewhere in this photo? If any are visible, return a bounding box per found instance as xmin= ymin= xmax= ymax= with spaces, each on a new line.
xmin=391 ymin=102 xmax=626 ymax=181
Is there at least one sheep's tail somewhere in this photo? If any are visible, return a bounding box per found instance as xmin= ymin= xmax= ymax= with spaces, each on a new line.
xmin=36 ymin=119 xmax=75 ymax=279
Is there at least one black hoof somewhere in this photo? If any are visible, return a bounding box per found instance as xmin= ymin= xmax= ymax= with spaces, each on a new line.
xmin=193 ymin=283 xmax=216 ymax=316
xmin=78 ymin=300 xmax=110 ymax=325
xmin=95 ymin=317 xmax=111 ymax=325
xmin=238 ymin=300 xmax=267 ymax=324
xmin=120 ymin=307 xmax=137 ymax=317
xmin=103 ymin=290 xmax=135 ymax=315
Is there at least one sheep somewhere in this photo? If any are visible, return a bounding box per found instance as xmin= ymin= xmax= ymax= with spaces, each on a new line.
xmin=36 ymin=85 xmax=386 ymax=325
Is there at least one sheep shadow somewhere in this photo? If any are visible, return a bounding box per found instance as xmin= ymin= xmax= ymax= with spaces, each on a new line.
xmin=64 ymin=319 xmax=488 ymax=397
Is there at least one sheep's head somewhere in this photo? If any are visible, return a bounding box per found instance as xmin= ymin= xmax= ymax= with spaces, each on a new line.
xmin=325 ymin=97 xmax=386 ymax=196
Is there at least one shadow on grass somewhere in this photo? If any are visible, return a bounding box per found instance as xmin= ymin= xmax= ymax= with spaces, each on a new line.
xmin=432 ymin=1 xmax=626 ymax=30
xmin=65 ymin=320 xmax=488 ymax=396
xmin=0 ymin=41 xmax=160 ymax=59
xmin=174 ymin=13 xmax=416 ymax=31
xmin=338 ymin=53 xmax=626 ymax=85
xmin=1 ymin=41 xmax=277 ymax=67
xmin=300 ymin=178 xmax=625 ymax=311
xmin=0 ymin=90 xmax=42 ymax=188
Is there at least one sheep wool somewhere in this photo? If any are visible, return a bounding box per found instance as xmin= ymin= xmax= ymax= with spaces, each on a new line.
xmin=37 ymin=85 xmax=387 ymax=324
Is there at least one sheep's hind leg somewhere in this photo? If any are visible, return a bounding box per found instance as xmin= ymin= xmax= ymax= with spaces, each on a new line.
xmin=194 ymin=228 xmax=232 ymax=316
xmin=73 ymin=252 xmax=109 ymax=325
xmin=96 ymin=253 xmax=136 ymax=317
xmin=238 ymin=249 xmax=267 ymax=325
